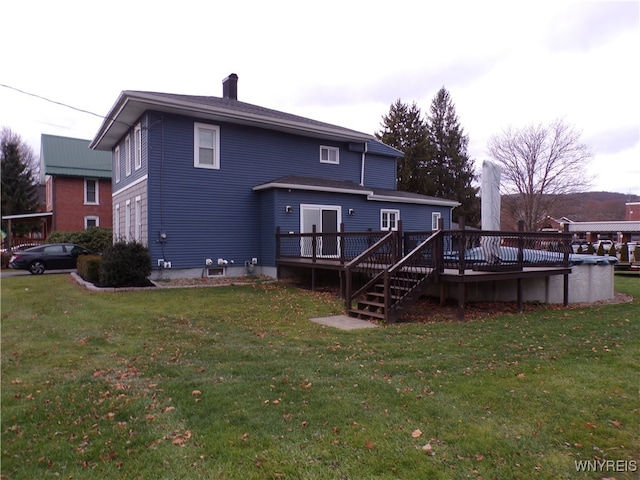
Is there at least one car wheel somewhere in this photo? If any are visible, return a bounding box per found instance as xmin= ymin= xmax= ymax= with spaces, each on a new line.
xmin=28 ymin=261 xmax=46 ymax=275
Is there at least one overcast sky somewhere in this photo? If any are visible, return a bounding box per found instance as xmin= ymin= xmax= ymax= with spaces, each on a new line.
xmin=1 ymin=0 xmax=638 ymax=195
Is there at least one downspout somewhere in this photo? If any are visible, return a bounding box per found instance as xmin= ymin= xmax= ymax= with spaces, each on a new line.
xmin=360 ymin=142 xmax=367 ymax=186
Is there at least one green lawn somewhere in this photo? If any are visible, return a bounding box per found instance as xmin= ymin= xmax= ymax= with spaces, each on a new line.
xmin=1 ymin=274 xmax=638 ymax=479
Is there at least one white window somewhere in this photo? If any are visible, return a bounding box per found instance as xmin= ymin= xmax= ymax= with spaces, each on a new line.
xmin=84 ymin=216 xmax=99 ymax=229
xmin=125 ymin=200 xmax=131 ymax=242
xmin=125 ymin=135 xmax=131 ymax=176
xmin=432 ymin=212 xmax=441 ymax=230
xmin=114 ymin=146 xmax=120 ymax=183
xmin=194 ymin=123 xmax=220 ymax=169
xmin=135 ymin=195 xmax=141 ymax=242
xmin=320 ymin=145 xmax=339 ymax=164
xmin=381 ymin=209 xmax=400 ymax=231
xmin=84 ymin=179 xmax=98 ymax=204
xmin=114 ymin=204 xmax=120 ymax=240
xmin=134 ymin=124 xmax=142 ymax=170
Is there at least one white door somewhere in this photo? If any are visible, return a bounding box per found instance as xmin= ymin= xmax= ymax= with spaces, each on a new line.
xmin=300 ymin=204 xmax=341 ymax=257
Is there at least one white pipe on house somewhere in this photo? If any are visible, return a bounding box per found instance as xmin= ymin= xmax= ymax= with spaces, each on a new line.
xmin=360 ymin=142 xmax=367 ymax=186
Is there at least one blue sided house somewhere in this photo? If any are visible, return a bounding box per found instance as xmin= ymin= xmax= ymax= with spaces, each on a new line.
xmin=90 ymin=73 xmax=459 ymax=281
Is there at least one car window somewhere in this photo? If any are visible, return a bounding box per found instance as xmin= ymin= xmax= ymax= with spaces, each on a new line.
xmin=43 ymin=245 xmax=65 ymax=254
xmin=70 ymin=246 xmax=87 ymax=255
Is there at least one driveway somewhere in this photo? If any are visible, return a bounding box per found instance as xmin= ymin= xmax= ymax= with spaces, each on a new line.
xmin=1 ymin=269 xmax=75 ymax=278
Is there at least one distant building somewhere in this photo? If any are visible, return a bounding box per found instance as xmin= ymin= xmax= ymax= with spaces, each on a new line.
xmin=627 ymin=202 xmax=640 ymax=221
xmin=40 ymin=134 xmax=112 ymax=232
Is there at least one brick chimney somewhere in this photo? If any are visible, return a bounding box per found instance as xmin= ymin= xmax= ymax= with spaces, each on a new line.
xmin=222 ymin=73 xmax=238 ymax=100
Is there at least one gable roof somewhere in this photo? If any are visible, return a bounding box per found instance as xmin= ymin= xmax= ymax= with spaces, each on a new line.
xmin=41 ymin=134 xmax=112 ymax=180
xmin=253 ymin=175 xmax=460 ymax=207
xmin=90 ymin=91 xmax=378 ymax=151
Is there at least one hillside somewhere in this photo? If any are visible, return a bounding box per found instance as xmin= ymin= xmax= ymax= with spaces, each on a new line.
xmin=498 ymin=191 xmax=639 ymax=230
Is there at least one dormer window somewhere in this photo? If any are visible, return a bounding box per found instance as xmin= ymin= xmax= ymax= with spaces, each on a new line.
xmin=320 ymin=146 xmax=339 ymax=164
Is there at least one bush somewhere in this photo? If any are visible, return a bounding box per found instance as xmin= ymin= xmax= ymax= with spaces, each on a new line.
xmin=586 ymin=243 xmax=595 ymax=254
xmin=620 ymin=243 xmax=629 ymax=262
xmin=608 ymin=244 xmax=617 ymax=257
xmin=634 ymin=245 xmax=640 ymax=262
xmin=77 ymin=255 xmax=102 ymax=284
xmin=99 ymin=241 xmax=152 ymax=287
xmin=46 ymin=227 xmax=113 ymax=254
xmin=596 ymin=243 xmax=605 ymax=256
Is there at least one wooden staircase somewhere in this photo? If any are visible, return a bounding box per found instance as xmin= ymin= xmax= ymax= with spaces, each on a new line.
xmin=345 ymin=230 xmax=441 ymax=323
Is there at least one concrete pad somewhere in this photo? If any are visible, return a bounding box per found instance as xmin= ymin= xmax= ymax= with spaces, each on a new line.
xmin=310 ymin=315 xmax=378 ymax=330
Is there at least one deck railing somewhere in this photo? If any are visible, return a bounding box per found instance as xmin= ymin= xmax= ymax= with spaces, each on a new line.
xmin=276 ymin=226 xmax=387 ymax=265
xmin=276 ymin=226 xmax=573 ymax=271
xmin=406 ymin=229 xmax=573 ymax=272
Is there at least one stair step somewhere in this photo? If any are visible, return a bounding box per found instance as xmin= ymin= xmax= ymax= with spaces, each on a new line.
xmin=348 ymin=308 xmax=386 ymax=320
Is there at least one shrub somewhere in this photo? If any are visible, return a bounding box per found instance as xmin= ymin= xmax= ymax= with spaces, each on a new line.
xmin=77 ymin=255 xmax=102 ymax=284
xmin=608 ymin=244 xmax=617 ymax=257
xmin=46 ymin=227 xmax=113 ymax=254
xmin=586 ymin=243 xmax=595 ymax=254
xmin=99 ymin=241 xmax=151 ymax=287
xmin=619 ymin=243 xmax=629 ymax=262
xmin=634 ymin=245 xmax=640 ymax=262
xmin=596 ymin=243 xmax=605 ymax=256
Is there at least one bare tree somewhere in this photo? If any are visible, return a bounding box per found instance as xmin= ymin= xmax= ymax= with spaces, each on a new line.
xmin=487 ymin=118 xmax=593 ymax=231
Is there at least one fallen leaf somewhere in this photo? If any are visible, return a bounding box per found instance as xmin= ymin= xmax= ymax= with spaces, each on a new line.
xmin=191 ymin=390 xmax=201 ymax=396
xmin=422 ymin=443 xmax=434 ymax=455
xmin=411 ymin=429 xmax=423 ymax=438
xmin=365 ymin=440 xmax=376 ymax=449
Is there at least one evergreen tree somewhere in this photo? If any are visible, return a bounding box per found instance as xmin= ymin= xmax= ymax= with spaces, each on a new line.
xmin=425 ymin=88 xmax=480 ymax=226
xmin=1 ymin=128 xmax=40 ymax=236
xmin=375 ymin=99 xmax=428 ymax=193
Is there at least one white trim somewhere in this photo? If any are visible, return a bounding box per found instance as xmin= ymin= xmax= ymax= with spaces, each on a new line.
xmin=84 ymin=215 xmax=99 ymax=229
xmin=125 ymin=200 xmax=131 ymax=242
xmin=114 ymin=145 xmax=121 ymax=183
xmin=114 ymin=203 xmax=120 ymax=239
xmin=84 ymin=178 xmax=99 ymax=205
xmin=253 ymin=181 xmax=460 ymax=207
xmin=253 ymin=181 xmax=367 ymax=196
xmin=134 ymin=195 xmax=142 ymax=242
xmin=432 ymin=211 xmax=441 ymax=231
xmin=125 ymin=134 xmax=131 ymax=176
xmin=367 ymin=193 xmax=460 ymax=207
xmin=112 ymin=174 xmax=148 ymax=196
xmin=134 ymin=124 xmax=142 ymax=170
xmin=194 ymin=122 xmax=220 ymax=169
xmin=320 ymin=145 xmax=339 ymax=164
xmin=300 ymin=204 xmax=342 ymax=258
xmin=381 ymin=209 xmax=400 ymax=231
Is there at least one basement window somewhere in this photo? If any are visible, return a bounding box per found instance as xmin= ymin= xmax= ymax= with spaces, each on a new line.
xmin=206 ymin=267 xmax=225 ymax=277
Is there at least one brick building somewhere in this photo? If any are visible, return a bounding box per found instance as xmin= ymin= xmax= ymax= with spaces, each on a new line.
xmin=40 ymin=134 xmax=112 ymax=233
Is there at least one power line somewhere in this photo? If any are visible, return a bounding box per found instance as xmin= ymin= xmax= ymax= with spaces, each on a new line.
xmin=0 ymin=83 xmax=132 ymax=129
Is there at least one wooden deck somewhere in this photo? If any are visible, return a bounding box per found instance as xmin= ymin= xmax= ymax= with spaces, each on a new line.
xmin=276 ymin=226 xmax=574 ymax=321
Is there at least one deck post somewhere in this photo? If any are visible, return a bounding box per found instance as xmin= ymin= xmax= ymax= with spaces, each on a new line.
xmin=345 ymin=264 xmax=352 ymax=310
xmin=339 ymin=223 xmax=345 ymax=265
xmin=458 ymin=217 xmax=466 ymax=275
xmin=311 ymin=225 xmax=317 ymax=263
xmin=563 ymin=223 xmax=570 ymax=307
xmin=384 ymin=269 xmax=390 ymax=323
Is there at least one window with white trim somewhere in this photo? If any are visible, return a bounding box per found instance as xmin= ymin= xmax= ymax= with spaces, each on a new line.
xmin=432 ymin=212 xmax=441 ymax=231
xmin=194 ymin=123 xmax=220 ymax=169
xmin=114 ymin=204 xmax=120 ymax=240
xmin=125 ymin=135 xmax=131 ymax=176
xmin=125 ymin=200 xmax=131 ymax=242
xmin=320 ymin=146 xmax=339 ymax=164
xmin=135 ymin=195 xmax=142 ymax=242
xmin=114 ymin=146 xmax=121 ymax=183
xmin=381 ymin=209 xmax=400 ymax=231
xmin=134 ymin=124 xmax=142 ymax=170
xmin=84 ymin=216 xmax=99 ymax=229
xmin=84 ymin=179 xmax=98 ymax=204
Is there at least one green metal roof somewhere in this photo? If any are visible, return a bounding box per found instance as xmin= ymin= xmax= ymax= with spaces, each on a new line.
xmin=41 ymin=134 xmax=111 ymax=178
